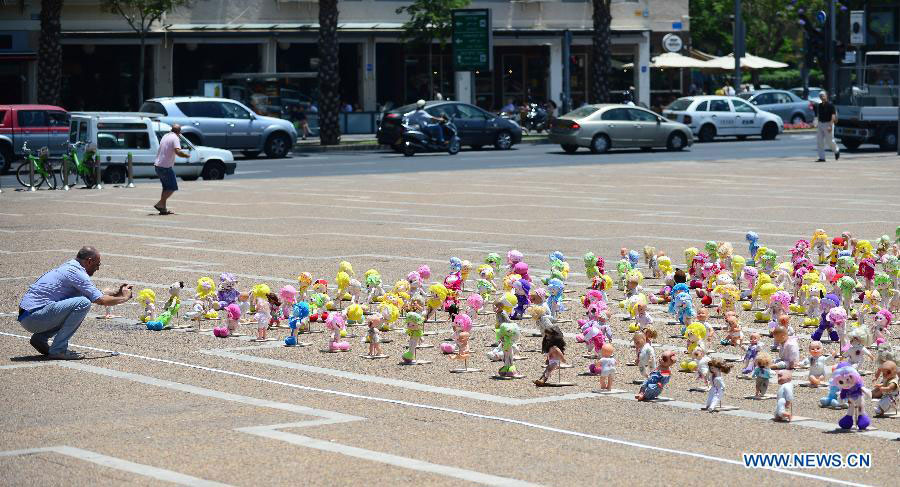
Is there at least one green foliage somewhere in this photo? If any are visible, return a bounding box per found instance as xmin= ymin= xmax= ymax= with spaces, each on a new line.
xmin=101 ymin=0 xmax=191 ymax=34
xmin=746 ymin=68 xmax=824 ymax=89
xmin=395 ymin=0 xmax=472 ymax=47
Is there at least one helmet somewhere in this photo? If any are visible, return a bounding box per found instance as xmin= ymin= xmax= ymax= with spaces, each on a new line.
xmin=416 ymin=99 xmax=426 ymax=108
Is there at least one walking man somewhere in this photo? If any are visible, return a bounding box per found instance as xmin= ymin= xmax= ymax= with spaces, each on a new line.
xmin=816 ymin=91 xmax=840 ymax=162
xmin=18 ymin=247 xmax=133 ymax=360
xmin=154 ymin=124 xmax=190 ymax=215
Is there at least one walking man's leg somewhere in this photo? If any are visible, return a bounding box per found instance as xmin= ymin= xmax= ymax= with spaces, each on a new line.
xmin=816 ymin=124 xmax=826 ymax=161
xmin=157 ymin=190 xmax=174 ymax=210
xmin=20 ymin=297 xmax=92 ymax=357
xmin=827 ymin=123 xmax=840 ymax=160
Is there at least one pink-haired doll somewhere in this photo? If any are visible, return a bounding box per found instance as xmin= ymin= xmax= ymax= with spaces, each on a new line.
xmin=465 ymin=293 xmax=484 ymax=320
xmin=325 ymin=313 xmax=350 ymax=352
xmin=225 ymin=303 xmax=241 ymax=336
xmin=279 ymin=285 xmax=298 ymax=322
xmin=767 ymin=290 xmax=792 ymax=333
xmin=506 ymin=249 xmax=524 ymax=274
xmin=872 ymin=310 xmax=893 ymax=346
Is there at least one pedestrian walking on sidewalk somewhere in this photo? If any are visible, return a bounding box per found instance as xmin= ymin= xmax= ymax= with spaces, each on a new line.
xmin=17 ymin=247 xmax=132 ymax=360
xmin=815 ymin=91 xmax=840 ymax=162
xmin=153 ymin=124 xmax=190 ymax=215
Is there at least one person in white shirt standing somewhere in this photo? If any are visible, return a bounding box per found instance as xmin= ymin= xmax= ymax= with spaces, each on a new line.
xmin=153 ymin=124 xmax=190 ymax=215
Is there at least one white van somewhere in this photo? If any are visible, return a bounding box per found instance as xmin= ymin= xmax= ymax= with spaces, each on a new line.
xmin=68 ymin=112 xmax=236 ymax=183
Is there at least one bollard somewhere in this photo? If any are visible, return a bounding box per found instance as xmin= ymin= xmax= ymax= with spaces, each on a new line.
xmin=126 ymin=152 xmax=135 ymax=188
xmin=28 ymin=156 xmax=36 ymax=191
xmin=94 ymin=154 xmax=103 ymax=190
xmin=61 ymin=153 xmax=70 ymax=191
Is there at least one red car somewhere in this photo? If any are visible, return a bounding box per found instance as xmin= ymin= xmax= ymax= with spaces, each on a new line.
xmin=0 ymin=104 xmax=69 ymax=172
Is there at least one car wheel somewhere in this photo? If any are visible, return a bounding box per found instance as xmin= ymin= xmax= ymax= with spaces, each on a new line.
xmin=402 ymin=142 xmax=415 ymax=157
xmin=242 ymin=150 xmax=261 ymax=159
xmin=494 ymin=130 xmax=513 ymax=150
xmin=589 ymin=134 xmax=610 ymax=154
xmin=761 ymin=122 xmax=778 ymax=140
xmin=561 ymin=144 xmax=578 ymax=154
xmin=879 ymin=130 xmax=898 ymax=151
xmin=666 ymin=132 xmax=687 ymax=151
xmin=264 ymin=132 xmax=292 ymax=158
xmin=790 ymin=114 xmax=805 ymax=125
xmin=0 ymin=144 xmax=13 ymax=173
xmin=698 ymin=124 xmax=716 ymax=142
xmin=841 ymin=139 xmax=861 ymax=151
xmin=103 ymin=165 xmax=127 ymax=185
xmin=470 ymin=145 xmax=483 ymax=150
xmin=202 ymin=160 xmax=227 ymax=180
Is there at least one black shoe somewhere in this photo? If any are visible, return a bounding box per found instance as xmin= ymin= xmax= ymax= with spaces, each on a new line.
xmin=30 ymin=335 xmax=49 ymax=355
xmin=47 ymin=350 xmax=85 ymax=360
xmin=816 ymin=158 xmax=826 ymax=162
xmin=835 ymin=152 xmax=840 ymax=160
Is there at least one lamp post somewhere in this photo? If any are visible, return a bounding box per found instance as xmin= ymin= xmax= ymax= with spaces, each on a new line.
xmin=733 ymin=0 xmax=744 ymax=91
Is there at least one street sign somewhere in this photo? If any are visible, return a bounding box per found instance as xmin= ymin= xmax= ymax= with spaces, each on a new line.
xmin=849 ymin=10 xmax=865 ymax=46
xmin=452 ymin=9 xmax=492 ymax=72
xmin=662 ymin=34 xmax=683 ymax=53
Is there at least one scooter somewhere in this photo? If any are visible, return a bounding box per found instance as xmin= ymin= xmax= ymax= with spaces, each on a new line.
xmin=401 ymin=118 xmax=461 ymax=157
xmin=523 ymin=103 xmax=548 ymax=134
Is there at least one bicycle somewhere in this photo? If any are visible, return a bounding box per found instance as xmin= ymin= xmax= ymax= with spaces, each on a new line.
xmin=16 ymin=142 xmax=57 ymax=190
xmin=60 ymin=141 xmax=97 ymax=188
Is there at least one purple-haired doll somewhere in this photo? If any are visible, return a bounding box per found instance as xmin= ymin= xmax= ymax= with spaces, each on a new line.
xmin=832 ymin=362 xmax=872 ymax=430
xmin=810 ymin=294 xmax=841 ymax=342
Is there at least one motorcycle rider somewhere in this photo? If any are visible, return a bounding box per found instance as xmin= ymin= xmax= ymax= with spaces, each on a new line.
xmin=408 ymin=99 xmax=446 ymax=146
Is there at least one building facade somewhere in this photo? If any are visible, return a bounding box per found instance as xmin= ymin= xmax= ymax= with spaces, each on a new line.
xmin=1 ymin=0 xmax=692 ymax=115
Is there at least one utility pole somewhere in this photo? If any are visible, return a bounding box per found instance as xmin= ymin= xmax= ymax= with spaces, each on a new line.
xmin=827 ymin=0 xmax=836 ymax=96
xmin=562 ymin=30 xmax=571 ymax=114
xmin=801 ymin=31 xmax=810 ymax=100
xmin=733 ymin=0 xmax=743 ymax=90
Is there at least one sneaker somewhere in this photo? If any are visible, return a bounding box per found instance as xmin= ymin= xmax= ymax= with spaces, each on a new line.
xmin=835 ymin=152 xmax=840 ymax=160
xmin=29 ymin=335 xmax=49 ymax=355
xmin=816 ymin=158 xmax=826 ymax=162
xmin=47 ymin=350 xmax=85 ymax=360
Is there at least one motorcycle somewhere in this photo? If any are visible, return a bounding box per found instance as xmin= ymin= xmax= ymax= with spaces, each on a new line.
xmin=523 ymin=103 xmax=548 ymax=134
xmin=400 ymin=118 xmax=461 ymax=157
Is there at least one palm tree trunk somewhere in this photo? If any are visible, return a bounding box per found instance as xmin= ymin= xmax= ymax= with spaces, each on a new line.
xmin=38 ymin=0 xmax=64 ymax=105
xmin=318 ymin=0 xmax=341 ymax=145
xmin=590 ymin=0 xmax=611 ymax=104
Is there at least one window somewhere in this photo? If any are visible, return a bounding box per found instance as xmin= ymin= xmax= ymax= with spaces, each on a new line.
xmin=694 ymin=101 xmax=708 ymax=112
xmin=0 ymin=110 xmax=7 ymax=125
xmin=601 ymin=108 xmax=630 ymax=121
xmin=96 ymin=131 xmax=151 ymax=150
xmin=221 ymin=102 xmax=253 ymax=119
xmin=666 ymin=98 xmax=694 ymax=111
xmin=752 ymin=93 xmax=773 ymax=105
xmin=47 ymin=111 xmax=69 ymax=127
xmin=176 ymin=101 xmax=223 ymax=118
xmin=455 ymin=104 xmax=487 ymax=120
xmin=565 ymin=106 xmax=599 ymax=118
xmin=709 ymin=100 xmax=731 ymax=112
xmin=17 ymin=110 xmax=47 ymax=127
xmin=427 ymin=104 xmax=458 ymax=119
xmin=774 ymin=93 xmax=793 ymax=104
xmin=732 ymin=99 xmax=756 ymax=113
xmin=140 ymin=101 xmax=168 ymax=116
xmin=628 ymin=109 xmax=659 ymax=122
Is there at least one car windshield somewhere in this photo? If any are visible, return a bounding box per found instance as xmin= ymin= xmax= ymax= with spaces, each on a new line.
xmin=666 ymin=98 xmax=693 ymax=111
xmin=563 ymin=106 xmax=599 ymax=119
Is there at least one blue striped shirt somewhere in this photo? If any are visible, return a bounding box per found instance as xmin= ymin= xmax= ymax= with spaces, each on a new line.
xmin=19 ymin=259 xmax=103 ymax=312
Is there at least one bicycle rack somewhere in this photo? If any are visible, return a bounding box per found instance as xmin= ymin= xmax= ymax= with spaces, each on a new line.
xmin=61 ymin=153 xmax=70 ymax=191
xmin=28 ymin=156 xmax=36 ymax=192
xmin=126 ymin=152 xmax=135 ymax=188
xmin=94 ymin=153 xmax=103 ymax=190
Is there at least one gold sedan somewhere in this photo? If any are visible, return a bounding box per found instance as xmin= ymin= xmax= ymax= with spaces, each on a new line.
xmin=549 ymin=104 xmax=693 ymax=154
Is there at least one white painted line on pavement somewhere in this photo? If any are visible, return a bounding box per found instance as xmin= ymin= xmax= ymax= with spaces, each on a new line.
xmin=0 ymin=446 xmax=233 ymax=487
xmin=0 ymin=362 xmax=53 ymax=370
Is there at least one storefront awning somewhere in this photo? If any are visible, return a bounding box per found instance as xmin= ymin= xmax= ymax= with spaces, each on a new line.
xmin=623 ymin=52 xmax=709 ymax=69
xmin=164 ymin=22 xmax=406 ymax=32
xmin=701 ymin=53 xmax=788 ymax=70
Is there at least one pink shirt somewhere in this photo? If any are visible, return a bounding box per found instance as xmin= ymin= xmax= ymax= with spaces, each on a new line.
xmin=154 ymin=132 xmax=182 ymax=168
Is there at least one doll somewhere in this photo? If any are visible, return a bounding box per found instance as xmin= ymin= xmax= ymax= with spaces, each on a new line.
xmin=251 ymin=284 xmax=271 ymax=341
xmin=440 ymin=312 xmax=467 ymax=354
xmin=751 ymin=282 xmax=777 ymax=321
xmin=805 ymin=341 xmax=828 ymax=387
xmin=628 ymin=297 xmax=653 ymax=333
xmin=465 ymin=293 xmax=484 ymax=320
xmin=460 ymin=260 xmax=473 ymax=286
xmin=580 ymin=319 xmax=606 ymax=362
xmin=193 ymin=277 xmax=219 ymax=320
xmin=741 ymin=266 xmax=758 ymax=301
xmin=759 ymin=249 xmax=777 ymax=275
xmin=334 ymin=271 xmax=351 ymax=308
xmin=669 ymin=288 xmax=695 ymax=326
xmin=285 ymin=301 xmax=310 ymax=346
xmin=624 ymin=269 xmax=644 ymax=299
xmin=627 ymin=249 xmax=640 ymax=270
xmin=146 ymin=281 xmax=184 ymax=330
xmin=773 ymin=370 xmax=794 ymax=422
xmin=680 ymin=322 xmax=707 ymax=372
xmin=811 ymin=294 xmax=841 ymax=342
xmin=826 ymin=305 xmax=850 ymax=351
xmin=423 ymin=283 xmax=449 ymax=323
xmin=449 ymin=314 xmax=475 ymax=370
xmin=487 ymin=295 xmax=516 ymax=361
xmin=767 ymin=290 xmax=791 ymax=332
xmin=595 ymin=343 xmax=616 ymax=391
xmin=772 ymin=324 xmax=799 ymax=369
xmin=832 ymin=362 xmax=872 ymax=430
xmin=688 ymin=253 xmax=708 ymax=289
xmin=216 ymin=273 xmax=240 ymax=310
xmin=746 ymin=232 xmax=761 ymax=265
xmin=497 ymin=321 xmax=521 ymax=378
xmin=872 ymin=360 xmax=899 ymax=416
xmin=683 ymin=247 xmax=699 ymax=269
xmin=740 ymin=332 xmax=761 ymax=376
xmin=476 ymin=278 xmax=496 ymax=305
xmin=636 ymin=350 xmax=676 ymax=401
xmin=696 ymin=307 xmax=713 ymax=340
xmin=237 ymin=292 xmax=251 ymax=319
xmin=752 ymin=352 xmax=773 ymax=397
xmin=506 ymin=249 xmax=524 ymax=274
xmin=223 ymin=303 xmax=241 ymax=336
xmin=279 ymin=285 xmax=298 ymax=320
xmin=704 ymin=359 xmax=732 ymax=412
xmin=325 ymin=313 xmax=350 ymax=352
xmin=364 ymin=314 xmax=384 ymax=357
xmin=713 ymin=277 xmax=740 ymax=315
xmin=511 ymin=261 xmax=532 ymax=284
xmin=720 ymin=311 xmax=742 ymax=347
xmin=843 ymin=326 xmax=873 ymax=368
xmin=266 ymin=292 xmax=283 ymax=328
xmin=546 ymin=278 xmax=565 ymax=318
xmin=693 ymin=347 xmax=711 ymax=390
xmin=802 ymin=282 xmax=827 ymax=327
xmin=704 ymin=240 xmax=719 ymax=264
xmin=658 ymin=254 xmax=673 ymax=277
xmin=510 ymin=278 xmax=531 ymax=320
xmin=871 ymin=310 xmax=892 ymax=346
xmin=484 ymin=253 xmax=502 ymax=275
xmin=718 ymin=242 xmax=734 ymax=271
xmin=615 ymin=259 xmax=633 ymax=291
xmin=365 ymin=273 xmax=385 ymax=305
xmin=296 ymin=272 xmax=313 ymax=301
xmin=874 ymin=273 xmax=895 ymax=311
xmin=644 ymin=246 xmax=660 ymax=278
xmin=632 ymin=329 xmax=655 ymax=378
xmin=583 ymin=252 xmax=599 ymax=280
xmin=137 ymin=288 xmax=156 ymax=323
xmin=650 ymin=274 xmax=675 ymax=305
xmin=534 ymin=328 xmax=567 ymax=387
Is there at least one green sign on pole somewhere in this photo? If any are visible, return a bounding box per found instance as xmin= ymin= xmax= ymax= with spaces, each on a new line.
xmin=452 ymin=9 xmax=492 ymax=72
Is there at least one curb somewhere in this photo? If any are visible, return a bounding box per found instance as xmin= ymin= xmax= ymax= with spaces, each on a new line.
xmin=293 ymin=137 xmax=552 ymax=153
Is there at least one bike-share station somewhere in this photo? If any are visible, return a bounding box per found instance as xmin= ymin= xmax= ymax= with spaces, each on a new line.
xmin=9 ymin=142 xmax=136 ymax=193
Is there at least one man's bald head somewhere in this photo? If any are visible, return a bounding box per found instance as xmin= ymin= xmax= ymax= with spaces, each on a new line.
xmin=76 ymin=246 xmax=101 ymax=276
xmin=171 ymin=124 xmax=182 ymax=134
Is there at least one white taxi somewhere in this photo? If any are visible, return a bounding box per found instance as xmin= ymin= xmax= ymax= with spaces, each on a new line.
xmin=662 ymin=95 xmax=783 ymax=142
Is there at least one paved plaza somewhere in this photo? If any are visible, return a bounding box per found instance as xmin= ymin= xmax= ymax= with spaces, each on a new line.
xmin=1 ymin=140 xmax=898 ymax=486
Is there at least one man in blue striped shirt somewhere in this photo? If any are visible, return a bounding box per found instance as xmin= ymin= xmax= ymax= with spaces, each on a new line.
xmin=18 ymin=247 xmax=133 ymax=360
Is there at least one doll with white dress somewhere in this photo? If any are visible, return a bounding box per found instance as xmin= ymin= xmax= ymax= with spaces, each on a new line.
xmin=704 ymin=359 xmax=732 ymax=412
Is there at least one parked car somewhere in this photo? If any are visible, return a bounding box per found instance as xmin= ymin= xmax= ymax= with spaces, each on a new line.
xmin=739 ymin=90 xmax=815 ymax=125
xmin=377 ymin=101 xmax=522 ymax=151
xmin=0 ymin=104 xmax=69 ymax=171
xmin=662 ymin=96 xmax=783 ymax=142
xmin=789 ymin=86 xmax=824 ymax=104
xmin=549 ymin=104 xmax=693 ymax=154
xmin=69 ymin=112 xmax=236 ymax=183
xmin=139 ymin=97 xmax=298 ymax=158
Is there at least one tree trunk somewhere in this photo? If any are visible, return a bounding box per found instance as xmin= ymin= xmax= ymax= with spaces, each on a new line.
xmin=138 ymin=31 xmax=146 ymax=110
xmin=318 ymin=0 xmax=341 ymax=145
xmin=37 ymin=0 xmax=64 ymax=105
xmin=427 ymin=43 xmax=433 ymax=99
xmin=590 ymin=0 xmax=611 ymax=104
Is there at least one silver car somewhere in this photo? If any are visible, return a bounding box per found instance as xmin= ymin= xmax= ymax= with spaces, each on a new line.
xmin=739 ymin=90 xmax=815 ymax=125
xmin=549 ymin=104 xmax=693 ymax=154
xmin=140 ymin=97 xmax=298 ymax=158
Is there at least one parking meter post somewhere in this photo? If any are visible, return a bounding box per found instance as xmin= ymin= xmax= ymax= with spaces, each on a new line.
xmin=126 ymin=152 xmax=135 ymax=188
xmin=61 ymin=153 xmax=70 ymax=191
xmin=94 ymin=157 xmax=103 ymax=190
xmin=28 ymin=156 xmax=36 ymax=191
